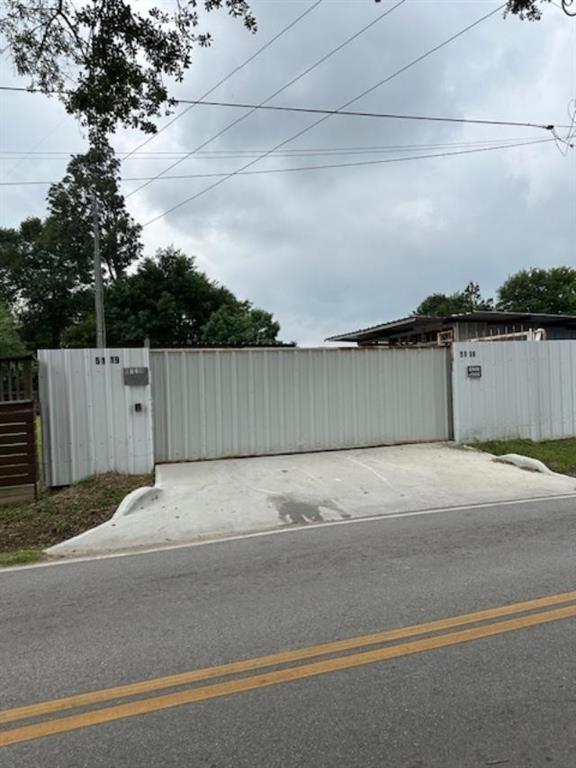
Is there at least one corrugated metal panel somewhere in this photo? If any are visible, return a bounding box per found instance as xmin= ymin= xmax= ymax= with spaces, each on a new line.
xmin=151 ymin=348 xmax=451 ymax=462
xmin=453 ymin=341 xmax=576 ymax=442
xmin=38 ymin=349 xmax=154 ymax=486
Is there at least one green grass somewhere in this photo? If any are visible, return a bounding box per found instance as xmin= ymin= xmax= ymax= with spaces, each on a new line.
xmin=472 ymin=438 xmax=576 ymax=477
xmin=0 ymin=472 xmax=152 ymax=564
xmin=0 ymin=549 xmax=44 ymax=567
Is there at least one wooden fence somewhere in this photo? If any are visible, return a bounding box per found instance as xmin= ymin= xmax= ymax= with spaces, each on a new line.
xmin=0 ymin=356 xmax=37 ymax=504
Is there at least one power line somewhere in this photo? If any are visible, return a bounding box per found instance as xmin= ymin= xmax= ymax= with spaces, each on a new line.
xmin=0 ymin=84 xmax=571 ymax=131
xmin=168 ymin=99 xmax=559 ymax=132
xmin=0 ymin=0 xmax=323 ymax=175
xmin=0 ymin=85 xmax=47 ymax=92
xmin=0 ymin=137 xmax=544 ymax=161
xmin=0 ymin=138 xmax=555 ymax=186
xmin=121 ymin=0 xmax=325 ymax=161
xmin=2 ymin=115 xmax=69 ymax=177
xmin=143 ymin=2 xmax=508 ymax=227
xmin=132 ymin=138 xmax=558 ymax=179
xmin=126 ymin=0 xmax=408 ymax=199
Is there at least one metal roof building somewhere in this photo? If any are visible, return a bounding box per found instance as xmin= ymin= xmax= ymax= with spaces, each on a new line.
xmin=326 ymin=311 xmax=576 ymax=346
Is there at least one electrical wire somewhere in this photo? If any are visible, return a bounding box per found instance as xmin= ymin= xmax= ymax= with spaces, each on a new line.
xmin=0 ymin=85 xmax=49 ymax=92
xmin=2 ymin=115 xmax=70 ymax=176
xmin=121 ymin=0 xmax=325 ymax=161
xmin=0 ymin=138 xmax=555 ymax=187
xmin=125 ymin=0 xmax=408 ymax=199
xmin=0 ymin=1 xmax=324 ymax=174
xmin=167 ymin=98 xmax=560 ymax=132
xmin=143 ymin=3 xmax=508 ymax=227
xmin=552 ymin=98 xmax=576 ymax=156
xmin=0 ymin=86 xmax=571 ymax=131
xmin=0 ymin=136 xmax=545 ymax=161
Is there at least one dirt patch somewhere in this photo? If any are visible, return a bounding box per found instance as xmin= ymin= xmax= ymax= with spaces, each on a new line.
xmin=0 ymin=473 xmax=152 ymax=555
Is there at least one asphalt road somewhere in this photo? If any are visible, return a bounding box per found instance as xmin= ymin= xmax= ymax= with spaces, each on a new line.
xmin=1 ymin=495 xmax=576 ymax=767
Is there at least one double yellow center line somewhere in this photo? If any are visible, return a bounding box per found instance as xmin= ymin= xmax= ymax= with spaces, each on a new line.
xmin=2 ymin=589 xmax=576 ymax=748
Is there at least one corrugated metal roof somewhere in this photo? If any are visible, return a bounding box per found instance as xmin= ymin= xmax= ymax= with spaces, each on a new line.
xmin=448 ymin=311 xmax=576 ymax=323
xmin=326 ymin=311 xmax=576 ymax=342
xmin=326 ymin=315 xmax=426 ymax=342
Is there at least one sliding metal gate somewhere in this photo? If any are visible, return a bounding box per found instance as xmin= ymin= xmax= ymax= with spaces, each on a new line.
xmin=151 ymin=347 xmax=452 ymax=462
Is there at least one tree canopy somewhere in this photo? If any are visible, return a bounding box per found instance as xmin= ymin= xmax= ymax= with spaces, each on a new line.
xmin=0 ymin=217 xmax=92 ymax=348
xmin=1 ymin=134 xmax=282 ymax=350
xmin=61 ymin=247 xmax=282 ymax=348
xmin=0 ymin=142 xmax=141 ymax=347
xmin=0 ymin=0 xmax=256 ymax=136
xmin=497 ymin=267 xmax=576 ymax=314
xmin=505 ymin=1 xmax=576 ymax=20
xmin=415 ymin=282 xmax=493 ymax=316
xmin=46 ymin=138 xmax=142 ymax=281
xmin=506 ymin=0 xmax=551 ymax=20
xmin=104 ymin=246 xmax=239 ymax=346
xmin=415 ymin=270 xmax=576 ymax=318
xmin=201 ymin=303 xmax=280 ymax=345
xmin=0 ymin=301 xmax=25 ymax=357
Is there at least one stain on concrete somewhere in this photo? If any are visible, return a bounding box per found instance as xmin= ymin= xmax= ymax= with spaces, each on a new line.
xmin=270 ymin=494 xmax=351 ymax=525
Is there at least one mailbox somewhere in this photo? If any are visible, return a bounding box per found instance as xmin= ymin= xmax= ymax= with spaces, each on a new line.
xmin=123 ymin=366 xmax=150 ymax=386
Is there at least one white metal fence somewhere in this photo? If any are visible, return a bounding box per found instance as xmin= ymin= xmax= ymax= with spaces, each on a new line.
xmin=453 ymin=340 xmax=576 ymax=442
xmin=39 ymin=341 xmax=576 ymax=485
xmin=150 ymin=347 xmax=452 ymax=462
xmin=39 ymin=348 xmax=154 ymax=486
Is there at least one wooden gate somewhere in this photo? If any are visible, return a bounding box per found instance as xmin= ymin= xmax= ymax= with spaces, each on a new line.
xmin=0 ymin=356 xmax=37 ymax=504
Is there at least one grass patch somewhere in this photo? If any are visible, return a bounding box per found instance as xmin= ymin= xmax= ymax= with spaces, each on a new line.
xmin=472 ymin=438 xmax=576 ymax=477
xmin=0 ymin=473 xmax=152 ymax=561
xmin=0 ymin=549 xmax=45 ymax=567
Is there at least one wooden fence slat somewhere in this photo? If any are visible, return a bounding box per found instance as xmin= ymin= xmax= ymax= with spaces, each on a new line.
xmin=0 ymin=415 xmax=31 ymax=423
xmin=0 ymin=443 xmax=34 ymax=456
xmin=0 ymin=409 xmax=34 ymax=417
xmin=0 ymin=460 xmax=35 ymax=472
xmin=0 ymin=432 xmax=29 ymax=444
xmin=0 ymin=415 xmax=34 ymax=425
xmin=0 ymin=472 xmax=33 ymax=482
xmin=0 ymin=436 xmax=34 ymax=447
xmin=0 ymin=425 xmax=34 ymax=437
xmin=0 ymin=457 xmax=34 ymax=467
xmin=0 ymin=460 xmax=35 ymax=473
xmin=0 ymin=423 xmax=30 ymax=435
xmin=0 ymin=444 xmax=36 ymax=457
xmin=0 ymin=473 xmax=36 ymax=487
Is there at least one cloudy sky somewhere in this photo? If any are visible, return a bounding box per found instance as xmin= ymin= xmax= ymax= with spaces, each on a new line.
xmin=1 ymin=0 xmax=575 ymax=344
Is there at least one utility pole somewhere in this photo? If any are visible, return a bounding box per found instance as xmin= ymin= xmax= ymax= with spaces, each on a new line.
xmin=91 ymin=190 xmax=106 ymax=348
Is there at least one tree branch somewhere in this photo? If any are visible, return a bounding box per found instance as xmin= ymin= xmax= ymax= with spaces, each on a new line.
xmin=57 ymin=3 xmax=90 ymax=61
xmin=36 ymin=8 xmax=61 ymax=59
